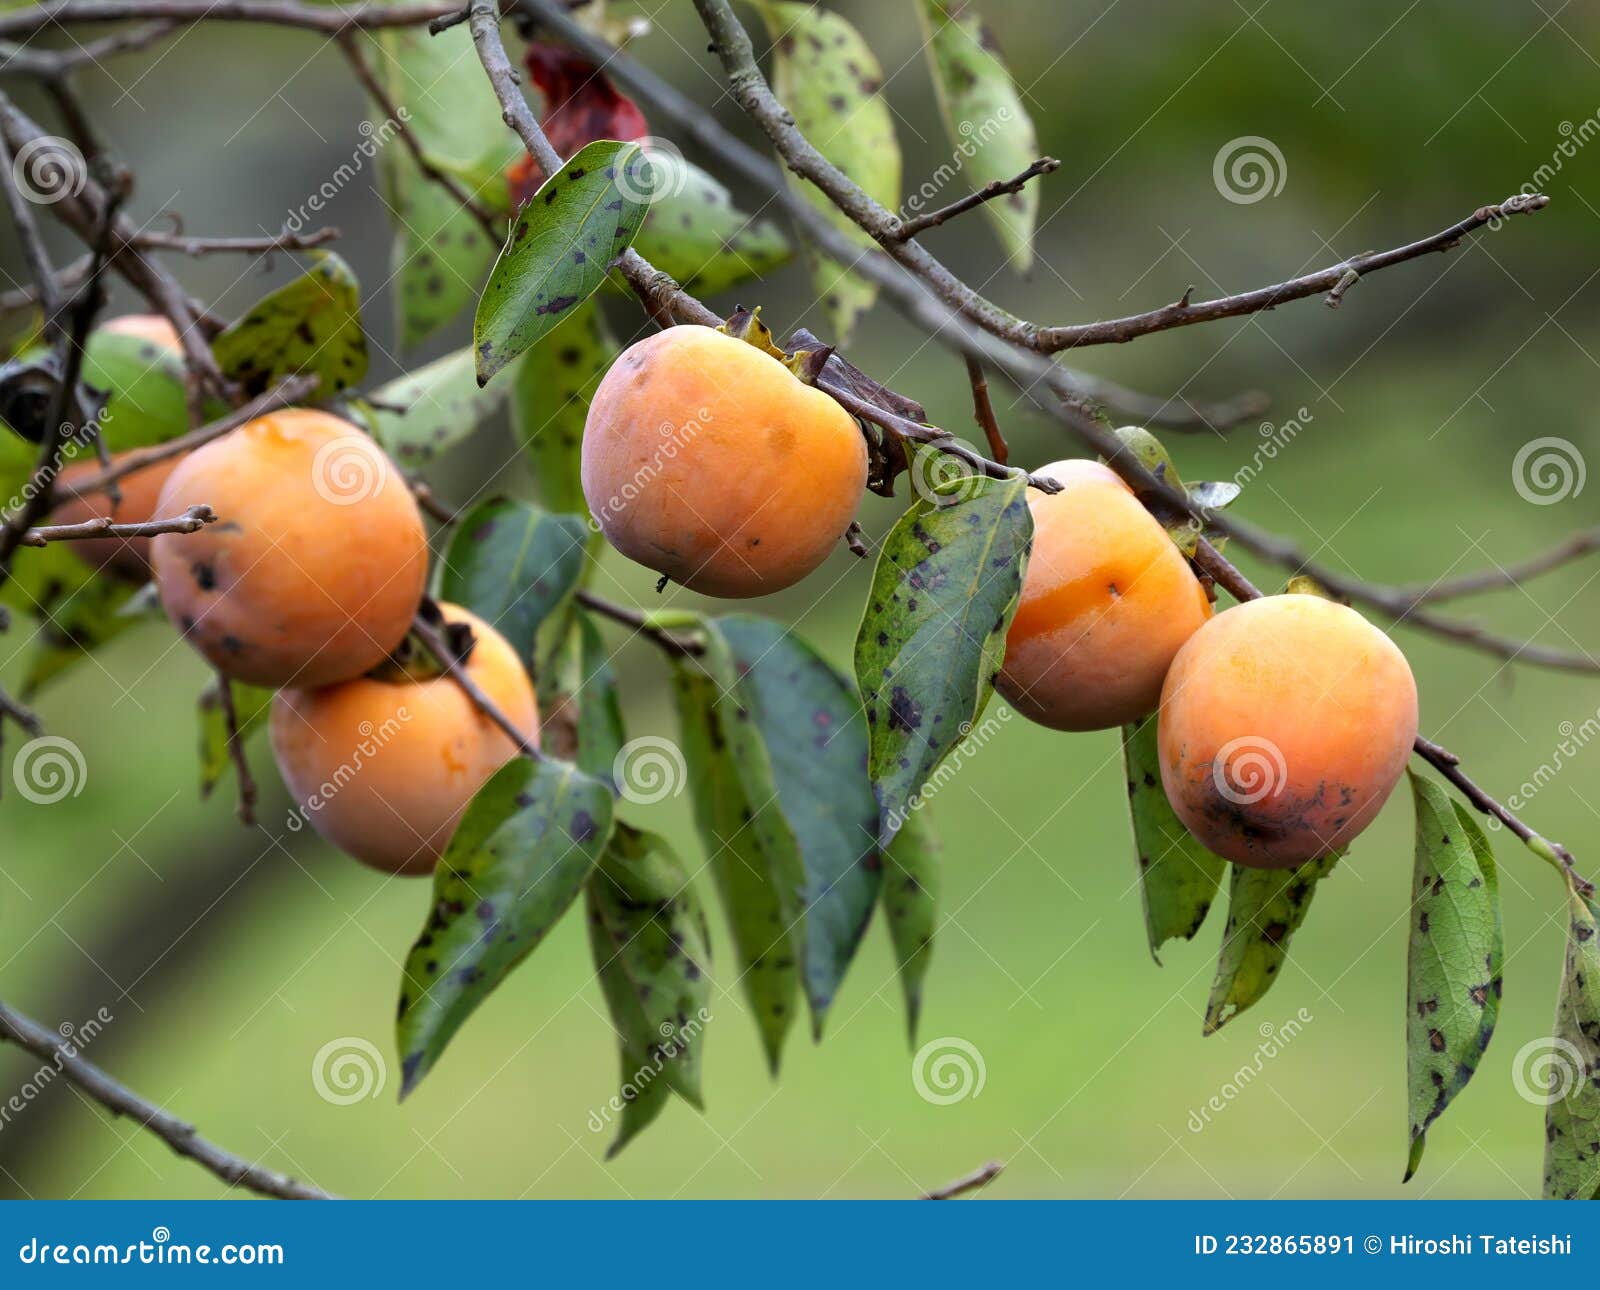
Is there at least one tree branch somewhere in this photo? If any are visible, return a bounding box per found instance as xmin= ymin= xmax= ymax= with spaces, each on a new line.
xmin=0 ymin=0 xmax=458 ymax=38
xmin=412 ymin=611 xmax=542 ymax=760
xmin=0 ymin=999 xmax=334 ymax=1199
xmin=135 ymin=226 xmax=339 ymax=257
xmin=894 ymin=159 xmax=1058 ymax=241
xmin=1394 ymin=526 xmax=1600 ymax=606
xmin=965 ymin=357 xmax=1007 ymax=466
xmin=920 ymin=1159 xmax=1003 ymax=1200
xmin=20 ymin=502 xmax=215 ymax=546
xmin=214 ymin=674 xmax=258 ymax=826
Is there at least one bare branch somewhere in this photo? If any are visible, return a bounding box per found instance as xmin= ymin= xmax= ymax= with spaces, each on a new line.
xmin=965 ymin=356 xmax=1007 ymax=465
xmin=0 ymin=0 xmax=458 ymax=39
xmin=412 ymin=611 xmax=542 ymax=759
xmin=0 ymin=999 xmax=334 ymax=1199
xmin=573 ymin=589 xmax=703 ymax=658
xmin=894 ymin=159 xmax=1058 ymax=241
xmin=214 ymin=674 xmax=258 ymax=825
xmin=0 ymin=92 xmax=64 ymax=332
xmin=20 ymin=502 xmax=215 ymax=546
xmin=0 ymin=21 xmax=177 ymax=75
xmin=920 ymin=1159 xmax=1003 ymax=1200
xmin=136 ymin=226 xmax=339 ymax=256
xmin=1395 ymin=526 xmax=1600 ymax=606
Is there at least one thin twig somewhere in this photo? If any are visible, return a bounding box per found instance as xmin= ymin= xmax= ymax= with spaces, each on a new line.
xmin=574 ymin=589 xmax=702 ymax=658
xmin=0 ymin=999 xmax=334 ymax=1199
xmin=20 ymin=502 xmax=215 ymax=546
xmin=214 ymin=674 xmax=258 ymax=825
xmin=1395 ymin=526 xmax=1600 ymax=606
xmin=61 ymin=375 xmax=318 ymax=501
xmin=135 ymin=226 xmax=339 ymax=256
xmin=965 ymin=356 xmax=1007 ymax=466
xmin=413 ymin=612 xmax=542 ymax=758
xmin=920 ymin=1159 xmax=1003 ymax=1200
xmin=0 ymin=21 xmax=177 ymax=75
xmin=338 ymin=30 xmax=500 ymax=240
xmin=0 ymin=94 xmax=64 ymax=333
xmin=0 ymin=685 xmax=42 ymax=735
xmin=0 ymin=253 xmax=91 ymax=315
xmin=895 ymin=159 xmax=1058 ymax=240
xmin=0 ymin=0 xmax=457 ymax=38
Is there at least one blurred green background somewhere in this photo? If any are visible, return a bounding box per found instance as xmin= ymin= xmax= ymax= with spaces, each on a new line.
xmin=1 ymin=0 xmax=1597 ymax=1200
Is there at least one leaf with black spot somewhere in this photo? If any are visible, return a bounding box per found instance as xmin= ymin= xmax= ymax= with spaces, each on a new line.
xmin=880 ymin=803 xmax=940 ymax=1044
xmin=586 ymin=823 xmax=712 ymax=1158
xmin=717 ymin=615 xmax=880 ymax=1039
xmin=757 ymin=0 xmax=899 ymax=342
xmin=1122 ymin=714 xmax=1228 ymax=962
xmin=1204 ymin=853 xmax=1338 ymax=1035
xmin=78 ymin=325 xmax=193 ymax=450
xmin=212 ymin=251 xmax=368 ymax=396
xmin=629 ymin=152 xmax=790 ymax=295
xmin=1403 ymin=773 xmax=1503 ymax=1182
xmin=370 ymin=347 xmax=509 ymax=467
xmin=396 ymin=756 xmax=613 ymax=1096
xmin=438 ymin=497 xmax=588 ymax=668
xmin=672 ymin=626 xmax=806 ymax=1072
xmin=916 ymin=0 xmax=1041 ymax=269
xmin=510 ymin=296 xmax=616 ymax=518
xmin=855 ymin=470 xmax=1031 ymax=846
xmin=474 ymin=140 xmax=654 ymax=387
xmin=537 ymin=605 xmax=625 ymax=779
xmin=197 ymin=679 xmax=273 ymax=799
xmin=1544 ymin=887 xmax=1600 ymax=1199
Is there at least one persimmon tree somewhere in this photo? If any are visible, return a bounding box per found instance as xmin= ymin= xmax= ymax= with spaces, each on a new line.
xmin=0 ymin=0 xmax=1594 ymax=1202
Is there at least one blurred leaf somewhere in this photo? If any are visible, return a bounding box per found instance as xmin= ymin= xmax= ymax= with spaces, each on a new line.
xmin=3 ymin=544 xmax=157 ymax=696
xmin=79 ymin=327 xmax=189 ymax=451
xmin=672 ymin=626 xmax=805 ymax=1072
xmin=370 ymin=346 xmax=508 ymax=468
xmin=197 ymin=679 xmax=273 ymax=798
xmin=880 ymin=804 xmax=940 ymax=1044
xmin=372 ymin=20 xmax=518 ymax=346
xmin=438 ymin=497 xmax=589 ymax=667
xmin=474 ymin=140 xmax=653 ymax=387
xmin=212 ymin=251 xmax=367 ymax=396
xmin=916 ymin=0 xmax=1042 ymax=268
xmin=1403 ymin=775 xmax=1503 ymax=1182
xmin=585 ymin=823 xmax=711 ymax=1157
xmin=537 ymin=605 xmax=625 ymax=780
xmin=1203 ymin=854 xmax=1338 ymax=1035
xmin=631 ymin=152 xmax=791 ymax=295
xmin=1122 ymin=714 xmax=1227 ymax=962
xmin=510 ymin=297 xmax=616 ymax=517
xmin=855 ymin=471 xmax=1031 ymax=846
xmin=1544 ymin=887 xmax=1600 ymax=1199
xmin=718 ymin=615 xmax=880 ymax=1038
xmin=757 ymin=0 xmax=900 ymax=341
xmin=397 ymin=756 xmax=613 ymax=1096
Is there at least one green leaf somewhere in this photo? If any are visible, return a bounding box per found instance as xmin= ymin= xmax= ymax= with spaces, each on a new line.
xmin=2 ymin=545 xmax=157 ymax=696
xmin=537 ymin=605 xmax=626 ymax=782
xmin=880 ymin=804 xmax=940 ymax=1043
xmin=1203 ymin=854 xmax=1338 ymax=1035
xmin=1544 ymin=888 xmax=1600 ymax=1199
xmin=1403 ymin=777 xmax=1503 ymax=1181
xmin=916 ymin=0 xmax=1042 ymax=269
xmin=369 ymin=346 xmax=509 ymax=468
xmin=585 ymin=823 xmax=712 ymax=1158
xmin=212 ymin=251 xmax=367 ymax=396
xmin=630 ymin=152 xmax=791 ymax=295
xmin=473 ymin=140 xmax=653 ymax=386
xmin=510 ymin=296 xmax=617 ymax=517
xmin=79 ymin=327 xmax=190 ymax=451
xmin=717 ymin=615 xmax=880 ymax=1038
xmin=758 ymin=0 xmax=901 ymax=341
xmin=672 ymin=627 xmax=806 ymax=1072
xmin=197 ymin=679 xmax=273 ymax=799
xmin=371 ymin=19 xmax=518 ymax=346
xmin=1122 ymin=715 xmax=1228 ymax=962
xmin=855 ymin=471 xmax=1031 ymax=845
xmin=437 ymin=497 xmax=589 ymax=667
xmin=396 ymin=756 xmax=613 ymax=1096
